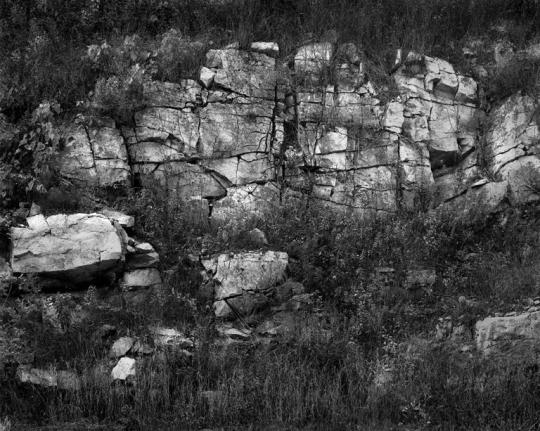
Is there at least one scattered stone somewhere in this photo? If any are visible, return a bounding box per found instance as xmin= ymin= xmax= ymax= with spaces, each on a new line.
xmin=111 ymin=357 xmax=136 ymax=381
xmin=151 ymin=327 xmax=194 ymax=349
xmin=216 ymin=323 xmax=252 ymax=341
xmin=250 ymin=41 xmax=279 ymax=57
xmin=16 ymin=366 xmax=80 ymax=390
xmin=28 ymin=203 xmax=42 ymax=217
xmin=17 ymin=366 xmax=57 ymax=387
xmin=109 ymin=337 xmax=135 ymax=358
xmin=122 ymin=268 xmax=162 ymax=288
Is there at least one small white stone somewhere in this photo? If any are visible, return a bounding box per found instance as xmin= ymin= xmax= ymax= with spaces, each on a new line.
xmin=199 ymin=67 xmax=216 ymax=88
xmin=250 ymin=41 xmax=279 ymax=57
xmin=111 ymin=357 xmax=136 ymax=380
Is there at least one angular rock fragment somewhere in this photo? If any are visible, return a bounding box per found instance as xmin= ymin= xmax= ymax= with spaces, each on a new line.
xmin=111 ymin=357 xmax=136 ymax=380
xmin=122 ymin=268 xmax=162 ymax=288
xmin=17 ymin=366 xmax=81 ymax=390
xmin=202 ymin=251 xmax=288 ymax=318
xmin=109 ymin=337 xmax=135 ymax=358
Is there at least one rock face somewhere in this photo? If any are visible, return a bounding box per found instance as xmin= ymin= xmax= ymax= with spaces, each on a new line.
xmin=10 ymin=214 xmax=124 ymax=281
xmin=202 ymin=251 xmax=288 ymax=318
xmin=59 ymin=118 xmax=130 ymax=186
xmin=54 ymin=41 xmax=540 ymax=219
xmin=475 ymin=311 xmax=540 ymax=354
xmin=485 ymin=94 xmax=540 ymax=204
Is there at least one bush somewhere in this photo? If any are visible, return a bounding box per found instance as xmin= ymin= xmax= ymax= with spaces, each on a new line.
xmin=487 ymin=56 xmax=540 ymax=102
xmin=0 ymin=101 xmax=63 ymax=208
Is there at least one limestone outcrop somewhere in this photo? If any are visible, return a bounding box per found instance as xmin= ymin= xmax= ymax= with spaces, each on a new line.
xmin=53 ymin=41 xmax=540 ymax=219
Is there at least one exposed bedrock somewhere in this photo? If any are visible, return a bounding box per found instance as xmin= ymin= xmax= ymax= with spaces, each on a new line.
xmin=54 ymin=41 xmax=540 ymax=219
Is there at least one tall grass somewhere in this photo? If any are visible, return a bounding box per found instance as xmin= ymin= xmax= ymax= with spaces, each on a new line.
xmin=3 ymin=313 xmax=540 ymax=430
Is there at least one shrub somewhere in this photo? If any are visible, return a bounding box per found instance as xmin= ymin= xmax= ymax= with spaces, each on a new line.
xmin=155 ymin=29 xmax=208 ymax=82
xmin=487 ymin=56 xmax=540 ymax=102
xmin=0 ymin=101 xmax=63 ymax=208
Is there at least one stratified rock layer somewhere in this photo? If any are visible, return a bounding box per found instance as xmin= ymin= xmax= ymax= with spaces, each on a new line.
xmin=54 ymin=41 xmax=540 ymax=219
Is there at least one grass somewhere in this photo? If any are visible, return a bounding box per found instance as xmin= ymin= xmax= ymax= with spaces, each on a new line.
xmin=4 ymin=192 xmax=540 ymax=428
xmin=3 ymin=303 xmax=540 ymax=430
xmin=1 ymin=0 xmax=539 ymax=119
xmin=1 ymin=193 xmax=540 ymax=429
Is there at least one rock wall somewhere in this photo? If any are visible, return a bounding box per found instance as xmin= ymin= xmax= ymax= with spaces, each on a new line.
xmin=54 ymin=42 xmax=540 ymax=219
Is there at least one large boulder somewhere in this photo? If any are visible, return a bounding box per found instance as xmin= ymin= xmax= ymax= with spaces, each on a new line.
xmin=476 ymin=311 xmax=540 ymax=354
xmin=10 ymin=213 xmax=125 ymax=282
xmin=202 ymin=251 xmax=288 ymax=318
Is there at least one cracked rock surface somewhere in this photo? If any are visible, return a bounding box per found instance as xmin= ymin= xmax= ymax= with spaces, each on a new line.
xmin=55 ymin=42 xmax=540 ymax=218
xmin=202 ymin=251 xmax=289 ymax=318
xmin=10 ymin=213 xmax=124 ymax=281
